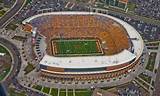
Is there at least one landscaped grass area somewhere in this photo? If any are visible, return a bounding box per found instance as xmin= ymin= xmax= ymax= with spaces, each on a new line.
xmin=12 ymin=36 xmax=27 ymax=41
xmin=75 ymin=89 xmax=92 ymax=96
xmin=127 ymin=2 xmax=136 ymax=11
xmin=76 ymin=0 xmax=87 ymax=3
xmin=9 ymin=88 xmax=27 ymax=96
xmin=30 ymin=84 xmax=93 ymax=96
xmin=0 ymin=10 xmax=6 ymax=17
xmin=0 ymin=45 xmax=11 ymax=81
xmin=42 ymin=87 xmax=50 ymax=94
xmin=68 ymin=89 xmax=74 ymax=96
xmin=60 ymin=89 xmax=66 ymax=96
xmin=24 ymin=63 xmax=35 ymax=74
xmin=0 ymin=45 xmax=9 ymax=54
xmin=50 ymin=88 xmax=58 ymax=96
xmin=24 ymin=0 xmax=32 ymax=7
xmin=6 ymin=23 xmax=18 ymax=30
xmin=32 ymin=85 xmax=42 ymax=91
xmin=52 ymin=39 xmax=103 ymax=56
xmin=26 ymin=0 xmax=32 ymax=4
xmin=0 ymin=0 xmax=3 ymax=3
xmin=139 ymin=73 xmax=152 ymax=84
xmin=145 ymin=52 xmax=157 ymax=72
xmin=0 ymin=68 xmax=10 ymax=81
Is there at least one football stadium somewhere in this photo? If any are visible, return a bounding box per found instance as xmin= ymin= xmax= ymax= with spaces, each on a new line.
xmin=22 ymin=12 xmax=145 ymax=88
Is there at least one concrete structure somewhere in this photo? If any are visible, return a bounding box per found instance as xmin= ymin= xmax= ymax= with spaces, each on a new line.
xmin=22 ymin=12 xmax=145 ymax=89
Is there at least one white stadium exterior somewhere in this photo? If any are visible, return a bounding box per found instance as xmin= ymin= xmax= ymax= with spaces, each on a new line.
xmin=22 ymin=12 xmax=146 ymax=89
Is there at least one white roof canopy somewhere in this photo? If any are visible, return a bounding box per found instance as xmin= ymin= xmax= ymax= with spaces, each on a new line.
xmin=40 ymin=49 xmax=136 ymax=68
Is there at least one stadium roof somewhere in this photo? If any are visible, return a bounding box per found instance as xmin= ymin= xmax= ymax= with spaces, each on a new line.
xmin=40 ymin=49 xmax=135 ymax=68
xmin=23 ymin=12 xmax=144 ymax=69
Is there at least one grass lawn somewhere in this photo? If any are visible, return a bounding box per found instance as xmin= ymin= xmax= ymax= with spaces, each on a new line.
xmin=42 ymin=87 xmax=50 ymax=94
xmin=127 ymin=2 xmax=136 ymax=11
xmin=146 ymin=52 xmax=157 ymax=72
xmin=9 ymin=88 xmax=27 ymax=96
xmin=0 ymin=0 xmax=3 ymax=3
xmin=52 ymin=39 xmax=102 ymax=56
xmin=24 ymin=0 xmax=32 ymax=7
xmin=50 ymin=88 xmax=58 ymax=96
xmin=12 ymin=36 xmax=27 ymax=41
xmin=0 ymin=45 xmax=9 ymax=54
xmin=6 ymin=23 xmax=18 ymax=30
xmin=31 ymin=87 xmax=93 ymax=96
xmin=32 ymin=85 xmax=42 ymax=91
xmin=75 ymin=0 xmax=87 ymax=3
xmin=75 ymin=89 xmax=92 ymax=96
xmin=24 ymin=63 xmax=35 ymax=74
xmin=0 ymin=10 xmax=6 ymax=17
xmin=139 ymin=73 xmax=151 ymax=84
xmin=26 ymin=0 xmax=32 ymax=4
xmin=0 ymin=68 xmax=10 ymax=81
xmin=68 ymin=90 xmax=74 ymax=96
xmin=0 ymin=45 xmax=11 ymax=81
xmin=59 ymin=91 xmax=66 ymax=96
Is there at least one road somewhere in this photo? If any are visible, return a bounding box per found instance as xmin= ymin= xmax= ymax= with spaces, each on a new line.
xmin=0 ymin=38 xmax=21 ymax=95
xmin=0 ymin=38 xmax=45 ymax=96
xmin=92 ymin=7 xmax=160 ymax=26
xmin=0 ymin=38 xmax=21 ymax=86
xmin=0 ymin=0 xmax=25 ymax=28
xmin=0 ymin=0 xmax=45 ymax=95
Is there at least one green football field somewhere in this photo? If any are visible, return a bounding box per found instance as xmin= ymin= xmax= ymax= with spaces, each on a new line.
xmin=52 ymin=39 xmax=103 ymax=56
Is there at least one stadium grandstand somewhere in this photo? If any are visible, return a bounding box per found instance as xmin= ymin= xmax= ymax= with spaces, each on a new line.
xmin=22 ymin=12 xmax=145 ymax=89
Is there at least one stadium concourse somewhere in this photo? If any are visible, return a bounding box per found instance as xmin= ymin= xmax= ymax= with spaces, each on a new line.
xmin=21 ymin=12 xmax=146 ymax=89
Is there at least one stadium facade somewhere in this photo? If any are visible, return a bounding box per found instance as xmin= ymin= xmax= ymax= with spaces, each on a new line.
xmin=22 ymin=12 xmax=145 ymax=89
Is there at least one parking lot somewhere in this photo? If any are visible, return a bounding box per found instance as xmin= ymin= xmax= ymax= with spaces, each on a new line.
xmin=11 ymin=0 xmax=160 ymax=42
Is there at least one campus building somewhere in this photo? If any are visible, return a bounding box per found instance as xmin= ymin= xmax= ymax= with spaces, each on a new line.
xmin=101 ymin=0 xmax=128 ymax=9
